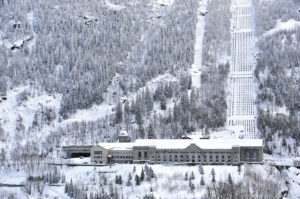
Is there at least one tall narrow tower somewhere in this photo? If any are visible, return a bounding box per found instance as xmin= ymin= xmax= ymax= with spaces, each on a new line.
xmin=228 ymin=0 xmax=257 ymax=139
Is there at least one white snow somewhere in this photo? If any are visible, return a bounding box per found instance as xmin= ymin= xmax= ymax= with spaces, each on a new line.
xmin=3 ymin=37 xmax=28 ymax=50
xmin=119 ymin=130 xmax=128 ymax=136
xmin=63 ymin=103 xmax=114 ymax=124
xmin=14 ymin=39 xmax=24 ymax=47
xmin=283 ymin=167 xmax=300 ymax=198
xmin=228 ymin=0 xmax=257 ymax=139
xmin=272 ymin=105 xmax=289 ymax=116
xmin=62 ymin=72 xmax=177 ymax=125
xmin=235 ymin=0 xmax=251 ymax=5
xmin=264 ymin=19 xmax=300 ymax=36
xmin=1 ymin=163 xmax=287 ymax=199
xmin=0 ymin=171 xmax=27 ymax=185
xmin=68 ymin=157 xmax=91 ymax=164
xmin=191 ymin=0 xmax=208 ymax=88
xmin=105 ymin=0 xmax=125 ymax=11
xmin=62 ymin=73 xmax=121 ymax=124
xmin=208 ymin=126 xmax=244 ymax=139
xmin=154 ymin=0 xmax=174 ymax=6
xmin=264 ymin=154 xmax=294 ymax=166
xmin=0 ymin=86 xmax=62 ymax=156
xmin=98 ymin=138 xmax=263 ymax=150
xmin=27 ymin=12 xmax=36 ymax=50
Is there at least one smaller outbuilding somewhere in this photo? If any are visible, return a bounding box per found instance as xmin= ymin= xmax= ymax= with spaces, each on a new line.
xmin=294 ymin=158 xmax=300 ymax=168
xmin=118 ymin=130 xmax=130 ymax=143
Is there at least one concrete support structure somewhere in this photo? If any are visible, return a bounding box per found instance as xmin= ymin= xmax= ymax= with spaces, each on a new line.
xmin=228 ymin=0 xmax=257 ymax=139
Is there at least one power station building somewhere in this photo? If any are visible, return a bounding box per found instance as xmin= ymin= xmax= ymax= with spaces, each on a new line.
xmin=91 ymin=138 xmax=263 ymax=165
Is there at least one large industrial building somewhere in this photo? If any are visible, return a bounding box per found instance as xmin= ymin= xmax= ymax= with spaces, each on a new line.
xmin=91 ymin=137 xmax=263 ymax=165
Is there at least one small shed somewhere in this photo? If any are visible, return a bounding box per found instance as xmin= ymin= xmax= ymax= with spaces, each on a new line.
xmin=119 ymin=130 xmax=129 ymax=143
xmin=294 ymin=158 xmax=300 ymax=168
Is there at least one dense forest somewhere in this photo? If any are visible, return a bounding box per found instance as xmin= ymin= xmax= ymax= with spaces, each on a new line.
xmin=0 ymin=0 xmax=233 ymax=163
xmin=0 ymin=0 xmax=299 ymax=198
xmin=254 ymin=0 xmax=300 ymax=155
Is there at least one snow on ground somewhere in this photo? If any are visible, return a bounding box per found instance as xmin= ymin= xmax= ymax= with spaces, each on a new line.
xmin=0 ymin=187 xmax=28 ymax=199
xmin=62 ymin=73 xmax=121 ymax=124
xmin=264 ymin=154 xmax=294 ymax=166
xmin=154 ymin=0 xmax=174 ymax=6
xmin=235 ymin=0 xmax=251 ymax=5
xmin=105 ymin=0 xmax=125 ymax=11
xmin=270 ymin=135 xmax=299 ymax=157
xmin=0 ymin=86 xmax=61 ymax=132
xmin=53 ymin=164 xmax=246 ymax=199
xmin=27 ymin=12 xmax=36 ymax=50
xmin=146 ymin=73 xmax=177 ymax=91
xmin=192 ymin=126 xmax=244 ymax=140
xmin=284 ymin=167 xmax=300 ymax=198
xmin=263 ymin=19 xmax=300 ymax=36
xmin=0 ymin=186 xmax=69 ymax=199
xmin=62 ymin=102 xmax=114 ymax=124
xmin=272 ymin=105 xmax=289 ymax=116
xmin=68 ymin=157 xmax=91 ymax=164
xmin=1 ymin=36 xmax=32 ymax=50
xmin=0 ymin=170 xmax=27 ymax=185
xmin=191 ymin=0 xmax=208 ymax=88
xmin=63 ymin=72 xmax=177 ymax=125
xmin=209 ymin=127 xmax=243 ymax=139
xmin=0 ymin=163 xmax=287 ymax=199
xmin=0 ymin=86 xmax=62 ymax=155
xmin=43 ymin=186 xmax=69 ymax=199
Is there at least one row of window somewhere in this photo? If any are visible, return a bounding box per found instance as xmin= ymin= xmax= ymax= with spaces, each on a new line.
xmin=138 ymin=151 xmax=148 ymax=158
xmin=94 ymin=155 xmax=102 ymax=159
xmin=154 ymin=151 xmax=232 ymax=154
xmin=95 ymin=150 xmax=258 ymax=162
xmin=111 ymin=151 xmax=132 ymax=154
xmin=112 ymin=156 xmax=133 ymax=159
xmin=157 ymin=154 xmax=233 ymax=162
xmin=244 ymin=151 xmax=258 ymax=161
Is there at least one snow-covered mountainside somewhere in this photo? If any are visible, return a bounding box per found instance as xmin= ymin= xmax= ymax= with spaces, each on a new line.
xmin=253 ymin=0 xmax=300 ymax=156
xmin=0 ymin=0 xmax=232 ymax=161
xmin=0 ymin=0 xmax=299 ymax=198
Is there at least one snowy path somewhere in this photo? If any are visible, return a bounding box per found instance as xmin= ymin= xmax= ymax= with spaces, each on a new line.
xmin=191 ymin=0 xmax=208 ymax=88
xmin=227 ymin=0 xmax=257 ymax=139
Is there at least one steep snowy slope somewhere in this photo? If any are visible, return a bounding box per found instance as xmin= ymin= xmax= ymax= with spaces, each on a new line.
xmin=1 ymin=0 xmax=299 ymax=198
xmin=0 ymin=87 xmax=61 ymax=160
xmin=0 ymin=0 xmax=201 ymax=160
xmin=0 ymin=0 xmax=235 ymax=162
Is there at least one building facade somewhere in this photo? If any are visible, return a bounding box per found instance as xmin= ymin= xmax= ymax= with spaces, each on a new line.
xmin=91 ymin=139 xmax=263 ymax=165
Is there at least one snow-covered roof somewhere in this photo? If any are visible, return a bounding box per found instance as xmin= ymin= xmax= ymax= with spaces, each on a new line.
xmin=119 ymin=130 xmax=128 ymax=136
xmin=96 ymin=139 xmax=263 ymax=150
xmin=134 ymin=139 xmax=262 ymax=149
xmin=185 ymin=134 xmax=204 ymax=140
xmin=97 ymin=142 xmax=134 ymax=150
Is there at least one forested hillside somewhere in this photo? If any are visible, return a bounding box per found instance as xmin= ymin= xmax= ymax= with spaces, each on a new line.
xmin=1 ymin=0 xmax=298 ymax=163
xmin=254 ymin=0 xmax=300 ymax=156
xmin=0 ymin=0 xmax=232 ymax=162
xmin=1 ymin=0 xmax=300 ymax=198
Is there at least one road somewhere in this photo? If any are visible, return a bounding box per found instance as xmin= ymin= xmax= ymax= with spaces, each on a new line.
xmin=228 ymin=0 xmax=257 ymax=139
